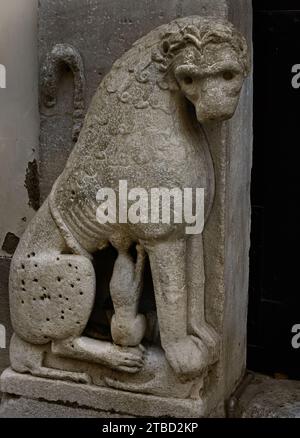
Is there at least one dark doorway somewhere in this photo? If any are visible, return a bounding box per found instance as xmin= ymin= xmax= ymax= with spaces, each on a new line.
xmin=248 ymin=0 xmax=300 ymax=379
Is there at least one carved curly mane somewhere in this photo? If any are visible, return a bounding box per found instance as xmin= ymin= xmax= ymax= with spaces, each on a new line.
xmin=70 ymin=16 xmax=249 ymax=157
xmin=104 ymin=16 xmax=249 ymax=99
xmin=151 ymin=17 xmax=250 ymax=75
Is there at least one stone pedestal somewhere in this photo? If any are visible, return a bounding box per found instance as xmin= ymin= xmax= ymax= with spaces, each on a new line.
xmin=1 ymin=368 xmax=217 ymax=418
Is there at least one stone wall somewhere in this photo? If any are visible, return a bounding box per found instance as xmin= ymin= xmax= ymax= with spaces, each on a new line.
xmin=0 ymin=0 xmax=39 ymax=377
xmin=38 ymin=0 xmax=228 ymax=200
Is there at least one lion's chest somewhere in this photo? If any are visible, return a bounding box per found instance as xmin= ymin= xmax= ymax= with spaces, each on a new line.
xmin=97 ymin=128 xmax=210 ymax=192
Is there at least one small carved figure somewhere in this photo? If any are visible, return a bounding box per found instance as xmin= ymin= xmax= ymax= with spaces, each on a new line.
xmin=9 ymin=16 xmax=249 ymax=385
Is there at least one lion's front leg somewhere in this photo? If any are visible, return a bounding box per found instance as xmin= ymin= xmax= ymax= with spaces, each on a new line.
xmin=186 ymin=233 xmax=220 ymax=365
xmin=146 ymin=237 xmax=216 ymax=381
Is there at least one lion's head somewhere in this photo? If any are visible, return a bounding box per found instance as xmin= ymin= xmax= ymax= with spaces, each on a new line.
xmin=152 ymin=18 xmax=250 ymax=123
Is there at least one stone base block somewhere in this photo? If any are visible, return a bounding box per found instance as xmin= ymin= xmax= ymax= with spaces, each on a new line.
xmin=0 ymin=368 xmax=220 ymax=418
xmin=0 ymin=394 xmax=128 ymax=418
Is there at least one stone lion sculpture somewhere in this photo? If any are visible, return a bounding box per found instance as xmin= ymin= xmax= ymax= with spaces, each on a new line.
xmin=9 ymin=16 xmax=249 ymax=385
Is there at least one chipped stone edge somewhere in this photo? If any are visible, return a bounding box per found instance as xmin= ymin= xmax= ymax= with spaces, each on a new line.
xmin=1 ymin=368 xmax=206 ymax=418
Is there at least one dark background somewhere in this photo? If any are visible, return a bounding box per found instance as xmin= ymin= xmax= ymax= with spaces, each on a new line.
xmin=248 ymin=0 xmax=300 ymax=379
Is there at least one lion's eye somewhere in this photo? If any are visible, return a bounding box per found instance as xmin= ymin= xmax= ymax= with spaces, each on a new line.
xmin=223 ymin=71 xmax=235 ymax=81
xmin=183 ymin=76 xmax=193 ymax=85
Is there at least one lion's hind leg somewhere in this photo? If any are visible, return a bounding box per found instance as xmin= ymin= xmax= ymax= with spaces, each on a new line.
xmin=9 ymin=249 xmax=97 ymax=344
xmin=9 ymin=333 xmax=90 ymax=383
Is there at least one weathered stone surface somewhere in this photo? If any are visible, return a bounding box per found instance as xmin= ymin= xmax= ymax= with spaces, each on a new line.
xmin=6 ymin=13 xmax=250 ymax=418
xmin=0 ymin=374 xmax=300 ymax=418
xmin=2 ymin=372 xmax=300 ymax=418
xmin=223 ymin=0 xmax=253 ymax=399
xmin=38 ymin=0 xmax=228 ymax=201
xmin=235 ymin=374 xmax=300 ymax=418
xmin=1 ymin=0 xmax=253 ymax=419
xmin=0 ymin=368 xmax=211 ymax=418
xmin=0 ymin=393 xmax=132 ymax=418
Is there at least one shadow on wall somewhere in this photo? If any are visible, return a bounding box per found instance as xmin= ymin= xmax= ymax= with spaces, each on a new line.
xmin=0 ymin=258 xmax=12 ymax=373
